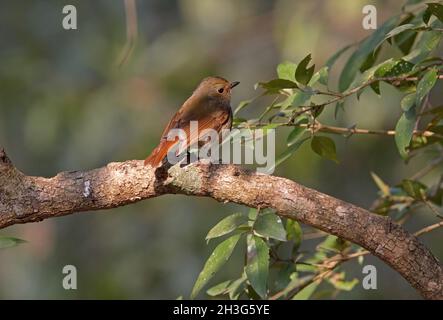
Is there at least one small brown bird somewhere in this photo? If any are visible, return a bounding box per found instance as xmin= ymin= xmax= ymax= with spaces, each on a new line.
xmin=144 ymin=76 xmax=240 ymax=167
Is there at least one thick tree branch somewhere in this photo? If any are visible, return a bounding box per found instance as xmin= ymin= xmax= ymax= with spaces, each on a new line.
xmin=0 ymin=148 xmax=441 ymax=299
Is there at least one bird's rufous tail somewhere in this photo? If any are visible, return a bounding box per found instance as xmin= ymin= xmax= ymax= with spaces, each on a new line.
xmin=144 ymin=140 xmax=177 ymax=167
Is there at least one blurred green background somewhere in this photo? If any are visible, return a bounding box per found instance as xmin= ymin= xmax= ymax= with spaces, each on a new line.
xmin=0 ymin=0 xmax=441 ymax=299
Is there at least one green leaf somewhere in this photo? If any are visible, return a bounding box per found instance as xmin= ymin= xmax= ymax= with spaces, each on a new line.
xmin=394 ymin=14 xmax=420 ymax=55
xmin=286 ymin=220 xmax=303 ymax=252
xmin=311 ymin=136 xmax=338 ymax=163
xmin=277 ymin=62 xmax=297 ymax=81
xmin=359 ymin=47 xmax=381 ymax=73
xmin=191 ymin=234 xmax=241 ymax=299
xmin=395 ymin=108 xmax=417 ymax=158
xmin=206 ymin=212 xmax=248 ymax=241
xmin=257 ymin=79 xmax=298 ymax=94
xmin=311 ymin=104 xmax=325 ymax=118
xmin=206 ymin=280 xmax=232 ymax=296
xmin=401 ymin=93 xmax=416 ymax=111
xmin=327 ymin=273 xmax=359 ymax=291
xmin=423 ymin=7 xmax=432 ymax=24
xmin=312 ymin=66 xmax=329 ymax=86
xmin=287 ymin=127 xmax=306 ymax=146
xmin=292 ymin=281 xmax=319 ymax=300
xmin=427 ymin=3 xmax=443 ymax=22
xmin=319 ymin=235 xmax=349 ymax=252
xmin=370 ymin=172 xmax=390 ymax=196
xmin=404 ymin=20 xmax=442 ymax=63
xmin=384 ymin=24 xmax=416 ymax=41
xmin=254 ymin=212 xmax=287 ymax=241
xmin=227 ymin=275 xmax=247 ymax=300
xmin=0 ymin=237 xmax=27 ymax=249
xmin=416 ymin=68 xmax=438 ymax=106
xmin=396 ymin=31 xmax=418 ymax=55
xmin=325 ymin=44 xmax=353 ymax=70
xmin=401 ymin=179 xmax=427 ymax=199
xmin=248 ymin=208 xmax=259 ymax=223
xmin=273 ymin=263 xmax=297 ymax=291
xmin=334 ymin=101 xmax=344 ymax=119
xmin=245 ymin=235 xmax=269 ymax=299
xmin=295 ymin=54 xmax=315 ymax=85
xmin=384 ymin=59 xmax=414 ymax=77
xmin=348 ymin=58 xmax=396 ymax=91
xmin=279 ymin=90 xmax=312 ymax=111
xmin=339 ymin=16 xmax=399 ymax=91
xmin=404 ymin=0 xmax=425 ymax=6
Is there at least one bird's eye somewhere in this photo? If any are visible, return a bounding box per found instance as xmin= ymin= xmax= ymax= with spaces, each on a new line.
xmin=218 ymin=88 xmax=224 ymax=93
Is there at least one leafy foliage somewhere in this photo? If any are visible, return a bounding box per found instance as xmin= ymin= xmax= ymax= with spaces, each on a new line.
xmin=193 ymin=1 xmax=443 ymax=300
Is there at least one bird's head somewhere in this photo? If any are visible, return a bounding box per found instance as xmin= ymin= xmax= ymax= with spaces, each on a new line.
xmin=194 ymin=76 xmax=240 ymax=102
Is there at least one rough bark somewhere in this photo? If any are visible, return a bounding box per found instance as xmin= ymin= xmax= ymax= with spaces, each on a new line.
xmin=0 ymin=149 xmax=441 ymax=299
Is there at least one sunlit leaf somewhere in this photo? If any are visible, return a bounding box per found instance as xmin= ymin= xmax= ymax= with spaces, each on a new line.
xmin=384 ymin=59 xmax=414 ymax=77
xmin=401 ymin=179 xmax=427 ymax=199
xmin=277 ymin=61 xmax=297 ymax=81
xmin=245 ymin=235 xmax=269 ymax=299
xmin=370 ymin=172 xmax=390 ymax=196
xmin=327 ymin=272 xmax=359 ymax=291
xmin=206 ymin=280 xmax=232 ymax=297
xmin=191 ymin=234 xmax=241 ymax=299
xmin=254 ymin=212 xmax=287 ymax=241
xmin=348 ymin=58 xmax=396 ymax=91
xmin=257 ymin=79 xmax=298 ymax=94
xmin=228 ymin=275 xmax=247 ymax=300
xmin=292 ymin=281 xmax=320 ymax=300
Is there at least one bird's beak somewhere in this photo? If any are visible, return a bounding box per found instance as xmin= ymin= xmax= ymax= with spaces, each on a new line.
xmin=230 ymin=81 xmax=240 ymax=89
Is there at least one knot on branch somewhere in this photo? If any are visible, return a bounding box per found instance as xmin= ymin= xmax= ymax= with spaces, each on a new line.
xmin=165 ymin=162 xmax=210 ymax=194
xmin=0 ymin=148 xmax=12 ymax=166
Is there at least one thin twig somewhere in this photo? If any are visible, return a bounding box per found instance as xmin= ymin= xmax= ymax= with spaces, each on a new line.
xmin=410 ymin=155 xmax=443 ymax=180
xmin=414 ymin=221 xmax=443 ymax=237
xmin=242 ymin=121 xmax=439 ymax=139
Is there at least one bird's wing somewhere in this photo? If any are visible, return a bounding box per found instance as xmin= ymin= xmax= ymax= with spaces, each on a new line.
xmin=145 ymin=99 xmax=231 ymax=166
